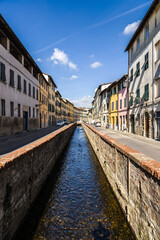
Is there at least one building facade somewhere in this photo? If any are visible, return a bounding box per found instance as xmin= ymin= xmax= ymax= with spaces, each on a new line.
xmin=125 ymin=0 xmax=160 ymax=139
xmin=118 ymin=74 xmax=128 ymax=131
xmin=0 ymin=14 xmax=40 ymax=136
xmin=55 ymin=90 xmax=62 ymax=122
xmin=43 ymin=73 xmax=57 ymax=126
xmin=39 ymin=74 xmax=49 ymax=128
xmin=108 ymin=80 xmax=119 ymax=130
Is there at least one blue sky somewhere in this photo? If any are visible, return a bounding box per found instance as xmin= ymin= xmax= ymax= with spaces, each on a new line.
xmin=0 ymin=0 xmax=152 ymax=107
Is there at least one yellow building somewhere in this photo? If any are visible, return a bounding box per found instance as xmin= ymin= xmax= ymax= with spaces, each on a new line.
xmin=108 ymin=79 xmax=119 ymax=130
xmin=61 ymin=98 xmax=67 ymax=121
xmin=67 ymin=100 xmax=74 ymax=122
xmin=55 ymin=90 xmax=62 ymax=122
xmin=39 ymin=73 xmax=49 ymax=128
xmin=43 ymin=73 xmax=57 ymax=125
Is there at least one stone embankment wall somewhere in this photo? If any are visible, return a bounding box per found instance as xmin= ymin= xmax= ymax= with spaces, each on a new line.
xmin=83 ymin=123 xmax=160 ymax=240
xmin=0 ymin=123 xmax=76 ymax=240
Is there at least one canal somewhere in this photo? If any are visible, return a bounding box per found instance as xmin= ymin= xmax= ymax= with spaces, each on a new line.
xmin=14 ymin=126 xmax=135 ymax=240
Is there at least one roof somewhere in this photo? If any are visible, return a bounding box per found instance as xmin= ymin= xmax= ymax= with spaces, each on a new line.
xmin=125 ymin=0 xmax=159 ymax=52
xmin=94 ymin=82 xmax=113 ymax=98
xmin=107 ymin=74 xmax=128 ymax=91
xmin=0 ymin=14 xmax=42 ymax=73
xmin=55 ymin=90 xmax=62 ymax=97
xmin=43 ymin=73 xmax=57 ymax=88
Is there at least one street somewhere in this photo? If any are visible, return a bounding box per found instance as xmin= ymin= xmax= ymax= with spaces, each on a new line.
xmin=0 ymin=125 xmax=62 ymax=157
xmin=94 ymin=126 xmax=160 ymax=163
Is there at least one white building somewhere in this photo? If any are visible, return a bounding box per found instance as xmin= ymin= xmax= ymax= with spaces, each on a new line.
xmin=100 ymin=88 xmax=110 ymax=128
xmin=93 ymin=83 xmax=112 ymax=125
xmin=125 ymin=0 xmax=160 ymax=140
xmin=0 ymin=14 xmax=40 ymax=136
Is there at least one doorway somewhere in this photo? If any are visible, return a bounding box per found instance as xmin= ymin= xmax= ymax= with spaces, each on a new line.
xmin=145 ymin=112 xmax=149 ymax=138
xmin=23 ymin=111 xmax=28 ymax=131
xmin=130 ymin=115 xmax=135 ymax=134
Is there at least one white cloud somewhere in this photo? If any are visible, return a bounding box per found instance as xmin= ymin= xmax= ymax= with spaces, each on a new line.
xmin=68 ymin=61 xmax=77 ymax=70
xmin=37 ymin=58 xmax=42 ymax=62
xmin=71 ymin=96 xmax=93 ymax=108
xmin=90 ymin=61 xmax=103 ymax=69
xmin=123 ymin=20 xmax=140 ymax=35
xmin=70 ymin=75 xmax=78 ymax=80
xmin=50 ymin=48 xmax=77 ymax=69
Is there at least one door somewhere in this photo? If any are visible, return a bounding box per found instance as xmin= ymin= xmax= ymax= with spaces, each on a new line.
xmin=112 ymin=117 xmax=114 ymax=129
xmin=40 ymin=113 xmax=42 ymax=128
xmin=130 ymin=115 xmax=135 ymax=134
xmin=120 ymin=116 xmax=122 ymax=130
xmin=145 ymin=112 xmax=149 ymax=138
xmin=23 ymin=111 xmax=28 ymax=131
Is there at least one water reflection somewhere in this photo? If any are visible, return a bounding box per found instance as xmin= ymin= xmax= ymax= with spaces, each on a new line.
xmin=15 ymin=126 xmax=135 ymax=240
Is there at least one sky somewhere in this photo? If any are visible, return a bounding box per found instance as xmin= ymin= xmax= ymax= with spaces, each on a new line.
xmin=0 ymin=0 xmax=152 ymax=108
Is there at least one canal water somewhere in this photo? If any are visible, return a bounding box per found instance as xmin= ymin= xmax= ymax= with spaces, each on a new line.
xmin=15 ymin=126 xmax=135 ymax=240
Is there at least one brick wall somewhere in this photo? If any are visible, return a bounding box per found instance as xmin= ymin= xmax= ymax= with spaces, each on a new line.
xmin=0 ymin=123 xmax=76 ymax=240
xmin=83 ymin=123 xmax=160 ymax=240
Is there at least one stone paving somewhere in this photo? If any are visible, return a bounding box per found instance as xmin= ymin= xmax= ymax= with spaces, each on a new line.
xmin=93 ymin=125 xmax=160 ymax=163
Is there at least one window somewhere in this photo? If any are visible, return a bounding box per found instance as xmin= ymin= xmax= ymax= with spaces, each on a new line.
xmin=33 ymin=108 xmax=35 ymax=118
xmin=29 ymin=107 xmax=31 ymax=118
xmin=112 ymin=102 xmax=114 ymax=110
xmin=137 ymin=38 xmax=140 ymax=51
xmin=0 ymin=30 xmax=7 ymax=49
xmin=10 ymin=69 xmax=14 ymax=87
xmin=23 ymin=79 xmax=27 ymax=94
xmin=40 ymin=75 xmax=43 ymax=86
xmin=136 ymin=62 xmax=140 ymax=77
xmin=156 ymin=41 xmax=160 ymax=61
xmin=124 ymin=98 xmax=127 ymax=108
xmin=0 ymin=62 xmax=6 ymax=82
xmin=17 ymin=75 xmax=21 ymax=90
xmin=28 ymin=83 xmax=31 ymax=96
xmin=120 ymin=99 xmax=122 ymax=109
xmin=145 ymin=24 xmax=149 ymax=40
xmin=130 ymin=69 xmax=133 ymax=82
xmin=18 ymin=104 xmax=21 ymax=117
xmin=143 ymin=84 xmax=149 ymax=101
xmin=10 ymin=102 xmax=14 ymax=117
xmin=129 ymin=96 xmax=133 ymax=106
xmin=135 ymin=89 xmax=140 ymax=104
xmin=36 ymin=89 xmax=38 ymax=100
xmin=1 ymin=99 xmax=5 ymax=116
xmin=137 ymin=114 xmax=140 ymax=125
xmin=33 ymin=86 xmax=35 ymax=98
xmin=114 ymin=86 xmax=116 ymax=94
xmin=122 ymin=79 xmax=126 ymax=88
xmin=144 ymin=52 xmax=149 ymax=70
xmin=156 ymin=78 xmax=160 ymax=98
xmin=116 ymin=100 xmax=118 ymax=110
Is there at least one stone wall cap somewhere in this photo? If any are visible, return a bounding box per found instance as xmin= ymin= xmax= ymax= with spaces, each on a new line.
xmin=84 ymin=123 xmax=160 ymax=181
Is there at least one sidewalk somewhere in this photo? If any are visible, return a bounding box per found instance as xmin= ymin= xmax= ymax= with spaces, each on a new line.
xmin=93 ymin=126 xmax=160 ymax=163
xmin=0 ymin=125 xmax=62 ymax=157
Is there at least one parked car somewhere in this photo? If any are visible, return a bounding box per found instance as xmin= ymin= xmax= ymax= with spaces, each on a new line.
xmin=63 ymin=120 xmax=68 ymax=125
xmin=56 ymin=121 xmax=64 ymax=126
xmin=95 ymin=122 xmax=101 ymax=127
xmin=91 ymin=120 xmax=95 ymax=125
